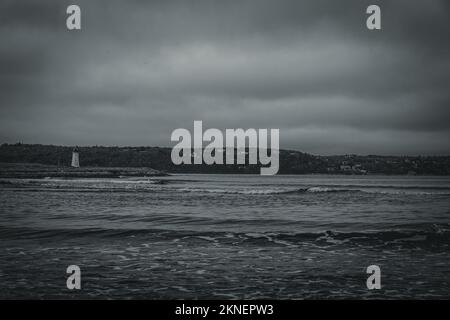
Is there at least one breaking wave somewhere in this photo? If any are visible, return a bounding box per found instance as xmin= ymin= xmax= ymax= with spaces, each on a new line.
xmin=2 ymin=178 xmax=449 ymax=196
xmin=1 ymin=224 xmax=449 ymax=249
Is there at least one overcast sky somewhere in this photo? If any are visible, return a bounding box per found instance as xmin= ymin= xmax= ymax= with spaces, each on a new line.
xmin=1 ymin=0 xmax=449 ymax=155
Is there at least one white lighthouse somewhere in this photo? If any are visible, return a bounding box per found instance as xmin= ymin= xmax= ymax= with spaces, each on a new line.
xmin=71 ymin=147 xmax=80 ymax=168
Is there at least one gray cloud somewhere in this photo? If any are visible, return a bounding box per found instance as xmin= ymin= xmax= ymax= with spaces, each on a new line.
xmin=1 ymin=0 xmax=449 ymax=155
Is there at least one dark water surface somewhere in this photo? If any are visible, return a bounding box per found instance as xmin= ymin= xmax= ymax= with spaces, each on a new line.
xmin=0 ymin=174 xmax=449 ymax=299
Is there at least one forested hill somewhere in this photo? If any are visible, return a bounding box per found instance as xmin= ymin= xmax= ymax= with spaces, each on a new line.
xmin=1 ymin=143 xmax=449 ymax=175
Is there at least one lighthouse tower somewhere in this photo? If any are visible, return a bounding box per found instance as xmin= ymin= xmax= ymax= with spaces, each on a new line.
xmin=71 ymin=147 xmax=80 ymax=168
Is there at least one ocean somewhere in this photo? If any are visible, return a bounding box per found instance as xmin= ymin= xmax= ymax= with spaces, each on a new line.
xmin=0 ymin=174 xmax=449 ymax=299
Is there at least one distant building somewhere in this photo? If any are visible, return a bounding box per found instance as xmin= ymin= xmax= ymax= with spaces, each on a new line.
xmin=71 ymin=147 xmax=80 ymax=167
xmin=340 ymin=165 xmax=352 ymax=172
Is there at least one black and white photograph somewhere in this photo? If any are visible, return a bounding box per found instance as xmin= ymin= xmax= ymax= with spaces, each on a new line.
xmin=1 ymin=0 xmax=450 ymax=309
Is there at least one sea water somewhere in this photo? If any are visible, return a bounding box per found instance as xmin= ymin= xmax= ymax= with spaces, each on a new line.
xmin=0 ymin=174 xmax=449 ymax=298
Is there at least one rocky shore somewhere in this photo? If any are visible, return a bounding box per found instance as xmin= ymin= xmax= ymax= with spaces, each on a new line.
xmin=0 ymin=163 xmax=167 ymax=179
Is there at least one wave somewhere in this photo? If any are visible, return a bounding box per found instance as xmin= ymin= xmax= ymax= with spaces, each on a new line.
xmin=0 ymin=178 xmax=167 ymax=185
xmin=175 ymin=187 xmax=303 ymax=195
xmin=175 ymin=185 xmax=450 ymax=196
xmin=175 ymin=186 xmax=364 ymax=195
xmin=320 ymin=184 xmax=450 ymax=191
xmin=0 ymin=178 xmax=168 ymax=193
xmin=2 ymin=224 xmax=449 ymax=249
xmin=2 ymin=178 xmax=449 ymax=196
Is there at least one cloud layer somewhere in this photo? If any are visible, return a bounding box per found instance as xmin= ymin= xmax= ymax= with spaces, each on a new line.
xmin=1 ymin=0 xmax=449 ymax=155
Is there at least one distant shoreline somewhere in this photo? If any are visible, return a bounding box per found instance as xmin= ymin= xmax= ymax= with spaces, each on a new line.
xmin=0 ymin=163 xmax=167 ymax=179
xmin=1 ymin=163 xmax=449 ymax=179
xmin=1 ymin=143 xmax=450 ymax=175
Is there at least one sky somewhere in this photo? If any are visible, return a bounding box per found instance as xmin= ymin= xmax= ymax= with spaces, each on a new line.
xmin=1 ymin=0 xmax=449 ymax=155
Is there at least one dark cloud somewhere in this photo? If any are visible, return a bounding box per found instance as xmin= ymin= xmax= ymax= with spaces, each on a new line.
xmin=0 ymin=0 xmax=449 ymax=155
